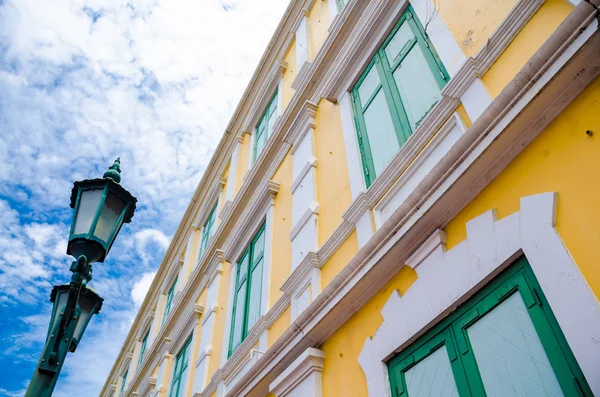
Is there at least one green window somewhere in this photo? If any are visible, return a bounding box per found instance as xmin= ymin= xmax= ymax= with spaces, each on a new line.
xmin=199 ymin=203 xmax=218 ymax=258
xmin=137 ymin=330 xmax=149 ymax=368
xmin=169 ymin=336 xmax=192 ymax=397
xmin=120 ymin=369 xmax=128 ymax=395
xmin=336 ymin=0 xmax=348 ymax=11
xmin=162 ymin=277 xmax=177 ymax=324
xmin=228 ymin=223 xmax=266 ymax=356
xmin=351 ymin=7 xmax=448 ymax=187
xmin=253 ymin=92 xmax=279 ymax=162
xmin=388 ymin=256 xmax=592 ymax=397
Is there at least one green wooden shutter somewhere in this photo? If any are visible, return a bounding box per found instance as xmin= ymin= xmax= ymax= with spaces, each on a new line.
xmin=253 ymin=93 xmax=278 ymax=162
xmin=247 ymin=226 xmax=265 ymax=331
xmin=351 ymin=7 xmax=448 ymax=187
xmin=163 ymin=277 xmax=177 ymax=324
xmin=138 ymin=330 xmax=149 ymax=367
xmin=228 ymin=222 xmax=267 ymax=356
xmin=229 ymin=251 xmax=249 ymax=354
xmin=120 ymin=370 xmax=128 ymax=393
xmin=199 ymin=203 xmax=217 ymax=258
xmin=387 ymin=257 xmax=593 ymax=397
xmin=170 ymin=336 xmax=192 ymax=397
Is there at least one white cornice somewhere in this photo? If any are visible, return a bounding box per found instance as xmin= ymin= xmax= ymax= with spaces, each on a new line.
xmin=289 ymin=201 xmax=320 ymax=241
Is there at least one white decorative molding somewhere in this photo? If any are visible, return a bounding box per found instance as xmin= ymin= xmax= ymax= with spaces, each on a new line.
xmin=222 ymin=180 xmax=280 ymax=262
xmin=374 ymin=113 xmax=467 ymax=228
xmin=291 ymin=156 xmax=318 ymax=193
xmin=241 ymin=60 xmax=288 ymax=134
xmin=284 ymin=101 xmax=318 ymax=154
xmin=292 ymin=10 xmax=313 ymax=90
xmin=410 ymin=0 xmax=466 ymax=77
xmin=269 ymin=348 xmax=325 ymax=397
xmin=289 ymin=202 xmax=320 ymax=241
xmin=359 ymin=193 xmax=600 ymax=396
xmin=459 ymin=78 xmax=493 ymax=124
xmin=338 ymin=92 xmax=367 ymax=200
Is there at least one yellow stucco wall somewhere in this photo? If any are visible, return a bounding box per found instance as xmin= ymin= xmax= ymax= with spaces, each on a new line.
xmin=315 ymin=100 xmax=353 ymax=246
xmin=320 ymin=266 xmax=418 ymax=397
xmin=482 ymin=0 xmax=572 ymax=97
xmin=320 ymin=230 xmax=359 ymax=289
xmin=270 ymin=152 xmax=293 ymax=305
xmin=446 ymin=76 xmax=600 ymax=297
xmin=439 ymin=0 xmax=518 ymax=57
xmin=268 ymin=306 xmax=291 ymax=348
xmin=207 ymin=262 xmax=232 ymax=378
xmin=319 ymin=67 xmax=600 ymax=397
xmin=282 ymin=39 xmax=297 ymax=111
xmin=308 ymin=0 xmax=331 ymax=58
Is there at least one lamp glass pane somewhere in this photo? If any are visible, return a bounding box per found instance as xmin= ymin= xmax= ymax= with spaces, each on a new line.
xmin=73 ymin=189 xmax=103 ymax=235
xmin=73 ymin=293 xmax=95 ymax=344
xmin=49 ymin=289 xmax=69 ymax=338
xmin=94 ymin=191 xmax=126 ymax=244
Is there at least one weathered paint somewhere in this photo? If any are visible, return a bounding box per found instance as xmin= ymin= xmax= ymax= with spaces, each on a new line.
xmin=320 ymin=266 xmax=418 ymax=397
xmin=315 ymin=100 xmax=353 ymax=246
xmin=445 ymin=76 xmax=600 ymax=297
xmin=482 ymin=0 xmax=573 ymax=97
xmin=438 ymin=0 xmax=518 ymax=57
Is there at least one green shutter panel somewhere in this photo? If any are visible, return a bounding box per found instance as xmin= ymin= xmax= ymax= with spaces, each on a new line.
xmin=229 ymin=252 xmax=249 ymax=353
xmin=246 ymin=258 xmax=263 ymax=331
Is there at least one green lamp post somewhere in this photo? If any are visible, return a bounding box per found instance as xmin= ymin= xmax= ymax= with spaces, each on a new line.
xmin=26 ymin=159 xmax=137 ymax=397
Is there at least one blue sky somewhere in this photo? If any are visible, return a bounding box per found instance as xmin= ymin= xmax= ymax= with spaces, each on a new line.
xmin=0 ymin=0 xmax=288 ymax=395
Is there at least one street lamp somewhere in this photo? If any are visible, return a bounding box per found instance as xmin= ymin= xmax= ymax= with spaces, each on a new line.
xmin=26 ymin=159 xmax=137 ymax=397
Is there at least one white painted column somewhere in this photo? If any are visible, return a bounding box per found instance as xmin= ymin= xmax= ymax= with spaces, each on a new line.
xmin=289 ymin=103 xmax=321 ymax=321
xmin=193 ymin=266 xmax=223 ymax=394
xmin=224 ymin=135 xmax=243 ymax=206
xmin=292 ymin=11 xmax=312 ymax=89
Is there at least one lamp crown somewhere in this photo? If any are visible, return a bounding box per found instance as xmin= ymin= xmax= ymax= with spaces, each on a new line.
xmin=103 ymin=158 xmax=122 ymax=183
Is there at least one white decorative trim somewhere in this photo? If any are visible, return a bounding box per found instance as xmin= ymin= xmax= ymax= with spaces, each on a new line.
xmin=359 ymin=193 xmax=600 ymax=396
xmin=269 ymin=348 xmax=325 ymax=397
xmin=355 ymin=210 xmax=374 ymax=249
xmin=193 ymin=177 xmax=227 ymax=230
xmin=338 ymin=92 xmax=366 ymax=200
xmin=222 ymin=180 xmax=280 ymax=262
xmin=373 ymin=112 xmax=467 ymax=228
xmin=285 ymin=101 xmax=318 ymax=154
xmin=327 ymin=0 xmax=339 ymax=21
xmin=135 ymin=310 xmax=155 ymax=341
xmin=224 ymin=136 xmax=243 ymax=204
xmin=241 ymin=60 xmax=288 ymax=134
xmin=404 ymin=229 xmax=446 ymax=269
xmin=169 ymin=303 xmax=203 ymax=356
xmin=460 ymin=78 xmax=492 ymax=124
xmin=291 ymin=157 xmax=318 ymax=193
xmin=289 ymin=201 xmax=320 ymax=241
xmin=410 ymin=0 xmax=466 ymax=77
xmin=292 ymin=11 xmax=312 ymax=90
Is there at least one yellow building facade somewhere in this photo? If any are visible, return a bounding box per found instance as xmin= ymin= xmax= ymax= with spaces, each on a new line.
xmin=101 ymin=0 xmax=600 ymax=396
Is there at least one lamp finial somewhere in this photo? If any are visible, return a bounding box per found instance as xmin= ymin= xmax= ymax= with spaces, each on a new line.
xmin=103 ymin=158 xmax=122 ymax=183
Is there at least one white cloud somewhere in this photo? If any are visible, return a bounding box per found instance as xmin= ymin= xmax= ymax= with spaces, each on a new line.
xmin=131 ymin=271 xmax=156 ymax=308
xmin=0 ymin=0 xmax=289 ymax=394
